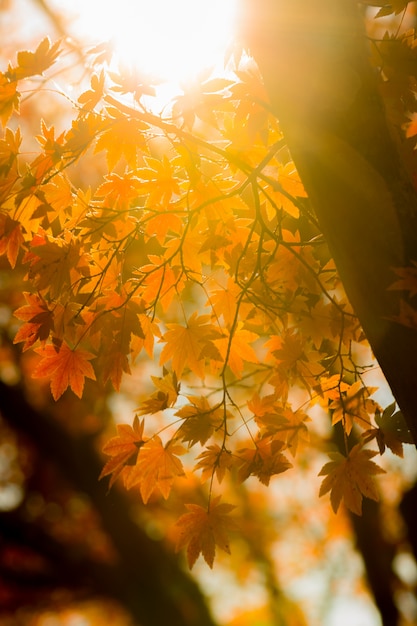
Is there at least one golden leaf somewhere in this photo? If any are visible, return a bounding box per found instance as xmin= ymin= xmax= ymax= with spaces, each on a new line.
xmin=319 ymin=444 xmax=385 ymax=515
xmin=126 ymin=437 xmax=185 ymax=503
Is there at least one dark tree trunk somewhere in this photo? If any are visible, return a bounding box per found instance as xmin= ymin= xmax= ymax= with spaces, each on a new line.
xmin=240 ymin=0 xmax=417 ymax=443
xmin=0 ymin=380 xmax=217 ymax=626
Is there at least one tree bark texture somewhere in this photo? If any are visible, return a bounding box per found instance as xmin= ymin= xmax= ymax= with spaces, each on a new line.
xmin=240 ymin=0 xmax=417 ymax=443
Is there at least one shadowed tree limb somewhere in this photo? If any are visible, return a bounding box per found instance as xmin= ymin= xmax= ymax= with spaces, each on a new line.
xmin=0 ymin=380 xmax=218 ymax=626
xmin=241 ymin=0 xmax=417 ymax=444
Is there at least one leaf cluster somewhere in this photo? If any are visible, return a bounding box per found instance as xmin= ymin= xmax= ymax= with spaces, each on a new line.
xmin=1 ymin=32 xmax=412 ymax=567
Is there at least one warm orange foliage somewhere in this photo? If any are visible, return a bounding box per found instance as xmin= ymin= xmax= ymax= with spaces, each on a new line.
xmin=1 ymin=5 xmax=416 ymax=573
xmin=175 ymin=497 xmax=236 ymax=568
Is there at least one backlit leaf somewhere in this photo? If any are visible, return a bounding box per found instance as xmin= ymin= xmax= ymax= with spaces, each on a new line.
xmin=126 ymin=437 xmax=185 ymax=503
xmin=159 ymin=313 xmax=221 ymax=379
xmin=175 ymin=497 xmax=236 ymax=568
xmin=100 ymin=416 xmax=145 ymax=488
xmin=319 ymin=444 xmax=385 ymax=515
xmin=33 ymin=342 xmax=96 ymax=400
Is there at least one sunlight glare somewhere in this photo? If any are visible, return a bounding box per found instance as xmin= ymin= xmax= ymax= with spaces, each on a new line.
xmin=69 ymin=0 xmax=238 ymax=84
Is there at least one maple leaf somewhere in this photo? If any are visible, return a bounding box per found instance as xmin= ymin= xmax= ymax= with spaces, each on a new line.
xmin=214 ymin=324 xmax=259 ymax=377
xmin=175 ymin=497 xmax=236 ymax=568
xmin=319 ymin=444 xmax=385 ymax=515
xmin=389 ymin=261 xmax=417 ymax=297
xmin=13 ymin=292 xmax=54 ymax=351
xmin=262 ymin=161 xmax=306 ymax=219
xmin=136 ymin=369 xmax=179 ymax=415
xmin=266 ymin=329 xmax=305 ymax=371
xmin=109 ymin=67 xmax=157 ymax=100
xmin=95 ymin=107 xmax=148 ymax=168
xmin=33 ymin=342 xmax=96 ymax=400
xmin=209 ymin=279 xmax=239 ymax=326
xmin=126 ymin=437 xmax=185 ymax=503
xmin=195 ymin=444 xmax=234 ymax=483
xmin=78 ymin=70 xmax=105 ymax=112
xmin=63 ymin=112 xmax=104 ymax=157
xmin=25 ymin=231 xmax=91 ymax=299
xmin=100 ymin=348 xmax=131 ymax=392
xmin=389 ymin=298 xmax=417 ymax=331
xmin=247 ymin=392 xmax=289 ymax=431
xmin=100 ymin=416 xmax=145 ymax=488
xmin=159 ymin=313 xmax=221 ymax=379
xmin=236 ymin=437 xmax=292 ymax=486
xmin=95 ymin=171 xmax=141 ymax=211
xmin=137 ymin=155 xmax=181 ymax=206
xmin=175 ymin=396 xmax=224 ymax=446
xmin=87 ymin=41 xmax=114 ymax=66
xmin=0 ymin=73 xmax=20 ymax=126
xmin=0 ymin=126 xmax=21 ymax=175
xmin=11 ymin=37 xmax=61 ymax=80
xmin=0 ymin=215 xmax=25 ymax=268
xmin=329 ymin=381 xmax=380 ymax=434
xmin=363 ymin=402 xmax=413 ymax=457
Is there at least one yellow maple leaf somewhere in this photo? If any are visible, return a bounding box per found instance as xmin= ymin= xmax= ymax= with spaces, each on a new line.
xmin=175 ymin=497 xmax=236 ymax=568
xmin=319 ymin=444 xmax=385 ymax=515
xmin=159 ymin=313 xmax=221 ymax=379
xmin=137 ymin=155 xmax=181 ymax=206
xmin=33 ymin=342 xmax=96 ymax=400
xmin=136 ymin=369 xmax=180 ymax=415
xmin=0 ymin=74 xmax=20 ymax=126
xmin=126 ymin=437 xmax=185 ymax=503
xmin=214 ymin=324 xmax=259 ymax=377
xmin=78 ymin=70 xmax=105 ymax=112
xmin=208 ymin=279 xmax=240 ymax=326
xmin=329 ymin=381 xmax=379 ymax=434
xmin=95 ymin=108 xmax=148 ymax=168
xmin=13 ymin=37 xmax=61 ymax=80
xmin=175 ymin=395 xmax=224 ymax=446
xmin=0 ymin=126 xmax=21 ymax=170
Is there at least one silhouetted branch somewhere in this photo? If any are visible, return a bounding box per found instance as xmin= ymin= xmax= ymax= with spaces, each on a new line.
xmin=0 ymin=380 xmax=217 ymax=626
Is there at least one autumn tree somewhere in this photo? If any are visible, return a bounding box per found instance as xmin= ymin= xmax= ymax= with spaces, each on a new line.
xmin=1 ymin=1 xmax=417 ymax=625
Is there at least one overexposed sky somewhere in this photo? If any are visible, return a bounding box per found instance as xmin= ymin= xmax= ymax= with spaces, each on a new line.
xmin=52 ymin=0 xmax=238 ymax=84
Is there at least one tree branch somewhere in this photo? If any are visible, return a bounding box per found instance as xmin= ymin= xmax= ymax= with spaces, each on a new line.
xmin=241 ymin=0 xmax=417 ymax=444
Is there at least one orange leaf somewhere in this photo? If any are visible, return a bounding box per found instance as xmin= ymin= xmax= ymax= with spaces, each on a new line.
xmin=101 ymin=349 xmax=131 ymax=392
xmin=214 ymin=324 xmax=259 ymax=378
xmin=0 ymin=74 xmax=20 ymax=126
xmin=0 ymin=215 xmax=25 ymax=268
xmin=175 ymin=497 xmax=236 ymax=568
xmin=236 ymin=436 xmax=292 ymax=486
xmin=126 ymin=437 xmax=185 ymax=503
xmin=33 ymin=342 xmax=96 ymax=400
xmin=175 ymin=395 xmax=223 ymax=446
xmin=13 ymin=292 xmax=53 ymax=351
xmin=100 ymin=417 xmax=145 ymax=488
xmin=13 ymin=37 xmax=61 ymax=79
xmin=319 ymin=444 xmax=385 ymax=515
xmin=159 ymin=313 xmax=221 ymax=379
xmin=329 ymin=381 xmax=379 ymax=435
xmin=195 ymin=444 xmax=234 ymax=483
